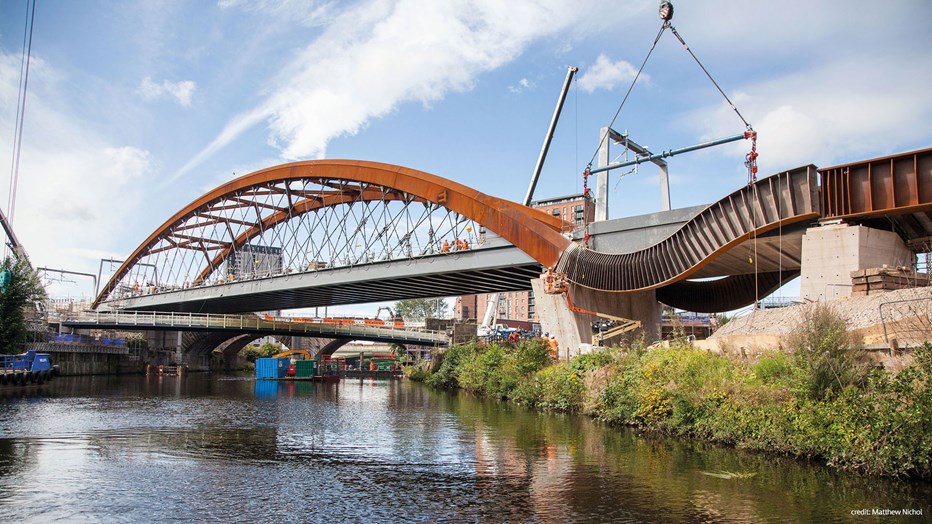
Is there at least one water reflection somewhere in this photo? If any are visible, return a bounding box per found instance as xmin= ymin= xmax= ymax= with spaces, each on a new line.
xmin=0 ymin=375 xmax=928 ymax=523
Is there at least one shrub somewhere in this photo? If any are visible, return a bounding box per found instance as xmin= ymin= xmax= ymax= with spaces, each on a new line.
xmin=749 ymin=352 xmax=793 ymax=385
xmin=425 ymin=342 xmax=478 ymax=389
xmin=514 ymin=339 xmax=552 ymax=375
xmin=403 ymin=365 xmax=429 ymax=381
xmin=535 ymin=364 xmax=585 ymax=412
xmin=419 ymin=331 xmax=932 ymax=478
xmin=788 ymin=303 xmax=868 ymax=400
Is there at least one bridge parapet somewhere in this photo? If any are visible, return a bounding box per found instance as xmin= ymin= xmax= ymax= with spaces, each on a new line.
xmin=60 ymin=310 xmax=448 ymax=346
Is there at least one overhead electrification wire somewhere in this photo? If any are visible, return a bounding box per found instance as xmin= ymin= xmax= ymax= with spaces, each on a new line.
xmin=8 ymin=0 xmax=37 ymax=227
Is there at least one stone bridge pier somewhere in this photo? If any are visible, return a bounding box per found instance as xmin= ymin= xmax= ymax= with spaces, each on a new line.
xmin=179 ymin=333 xmax=353 ymax=371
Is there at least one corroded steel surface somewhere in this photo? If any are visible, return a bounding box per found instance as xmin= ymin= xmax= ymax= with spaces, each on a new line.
xmin=656 ymin=270 xmax=799 ymax=313
xmin=95 ymin=159 xmax=826 ymax=313
xmin=556 ymin=166 xmax=821 ymax=292
xmin=820 ymin=147 xmax=932 ymax=219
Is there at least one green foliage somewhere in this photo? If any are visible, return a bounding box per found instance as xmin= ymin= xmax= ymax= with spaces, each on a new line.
xmin=788 ymin=304 xmax=868 ymax=400
xmin=0 ymin=256 xmax=47 ymax=354
xmin=425 ymin=342 xmax=476 ymax=389
xmin=534 ymin=364 xmax=585 ymax=412
xmin=239 ymin=341 xmax=281 ymax=363
xmin=125 ymin=336 xmax=148 ymax=350
xmin=569 ymin=346 xmax=619 ymax=374
xmin=393 ymin=298 xmax=448 ymax=321
xmin=748 ymin=352 xmax=793 ymax=385
xmin=424 ymin=340 xmax=552 ymax=399
xmin=402 ymin=365 xmax=429 ymax=381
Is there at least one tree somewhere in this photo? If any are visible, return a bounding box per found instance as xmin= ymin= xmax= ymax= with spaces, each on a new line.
xmin=393 ymin=298 xmax=448 ymax=321
xmin=0 ymin=256 xmax=47 ymax=354
xmin=239 ymin=340 xmax=281 ymax=363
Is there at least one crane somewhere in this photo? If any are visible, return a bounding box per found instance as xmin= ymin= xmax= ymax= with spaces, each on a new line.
xmin=476 ymin=293 xmax=501 ymax=338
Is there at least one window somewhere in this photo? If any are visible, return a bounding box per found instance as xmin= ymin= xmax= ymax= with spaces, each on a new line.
xmin=575 ymin=204 xmax=583 ymax=212
xmin=552 ymin=209 xmax=560 ymax=216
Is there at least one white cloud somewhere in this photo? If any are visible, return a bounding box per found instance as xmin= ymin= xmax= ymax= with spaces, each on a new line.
xmin=0 ymin=51 xmax=155 ymax=278
xmin=687 ymin=53 xmax=932 ymax=172
xmin=138 ymin=76 xmax=197 ymax=107
xmin=508 ymin=77 xmax=533 ymax=94
xmin=578 ymin=53 xmax=642 ymax=93
xmin=218 ymin=0 xmax=336 ymax=26
xmin=179 ymin=0 xmax=619 ymax=178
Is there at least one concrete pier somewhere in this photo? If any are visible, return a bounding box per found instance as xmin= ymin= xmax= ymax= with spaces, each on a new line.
xmin=532 ymin=278 xmax=660 ymax=359
xmin=800 ymin=223 xmax=914 ymax=301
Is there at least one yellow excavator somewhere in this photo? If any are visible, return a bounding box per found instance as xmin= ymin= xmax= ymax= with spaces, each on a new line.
xmin=271 ymin=349 xmax=313 ymax=361
xmin=270 ymin=349 xmax=314 ymax=377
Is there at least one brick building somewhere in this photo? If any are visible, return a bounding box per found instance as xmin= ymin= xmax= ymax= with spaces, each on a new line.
xmin=454 ymin=193 xmax=593 ymax=327
xmin=530 ymin=193 xmax=595 ymax=227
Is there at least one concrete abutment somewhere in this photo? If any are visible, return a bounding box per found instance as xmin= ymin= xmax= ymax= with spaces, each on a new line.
xmin=532 ymin=278 xmax=660 ymax=358
xmin=800 ymin=223 xmax=915 ymax=302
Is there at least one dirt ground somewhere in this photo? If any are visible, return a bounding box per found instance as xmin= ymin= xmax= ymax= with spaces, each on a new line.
xmin=693 ymin=287 xmax=932 ymax=370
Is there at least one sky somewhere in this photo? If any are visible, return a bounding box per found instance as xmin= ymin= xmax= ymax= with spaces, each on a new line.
xmin=1 ymin=0 xmax=931 ymax=313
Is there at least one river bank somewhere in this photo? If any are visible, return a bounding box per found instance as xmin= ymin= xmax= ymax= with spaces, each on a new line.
xmin=409 ymin=314 xmax=932 ymax=478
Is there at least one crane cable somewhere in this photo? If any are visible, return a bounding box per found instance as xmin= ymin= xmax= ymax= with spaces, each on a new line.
xmin=667 ymin=25 xmax=750 ymax=130
xmin=8 ymin=0 xmax=37 ymax=229
xmin=586 ymin=22 xmax=667 ymax=169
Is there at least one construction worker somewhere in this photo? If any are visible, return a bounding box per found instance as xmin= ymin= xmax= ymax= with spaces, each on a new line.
xmin=547 ymin=335 xmax=559 ymax=358
xmin=442 ymin=240 xmax=450 ymax=253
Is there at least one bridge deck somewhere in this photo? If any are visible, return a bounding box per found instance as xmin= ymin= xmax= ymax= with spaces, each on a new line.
xmin=59 ymin=310 xmax=448 ymax=346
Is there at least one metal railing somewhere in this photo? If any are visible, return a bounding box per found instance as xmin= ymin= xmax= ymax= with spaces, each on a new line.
xmin=61 ymin=310 xmax=449 ymax=344
xmin=879 ymin=296 xmax=932 ymax=348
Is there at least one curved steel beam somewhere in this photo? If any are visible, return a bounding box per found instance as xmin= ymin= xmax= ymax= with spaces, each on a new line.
xmin=193 ymin=189 xmax=424 ymax=285
xmin=93 ymin=160 xmax=570 ymax=308
xmin=556 ymin=165 xmax=820 ymax=292
xmin=656 ymin=270 xmax=800 ymax=312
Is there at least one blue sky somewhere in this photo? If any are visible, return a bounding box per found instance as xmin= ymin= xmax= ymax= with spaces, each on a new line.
xmin=2 ymin=0 xmax=931 ymax=309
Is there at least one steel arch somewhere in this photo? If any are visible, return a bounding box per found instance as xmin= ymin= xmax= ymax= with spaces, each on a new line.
xmin=93 ymin=160 xmax=571 ymax=308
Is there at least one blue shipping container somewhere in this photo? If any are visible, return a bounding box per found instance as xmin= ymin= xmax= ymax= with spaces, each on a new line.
xmin=255 ymin=357 xmax=289 ymax=379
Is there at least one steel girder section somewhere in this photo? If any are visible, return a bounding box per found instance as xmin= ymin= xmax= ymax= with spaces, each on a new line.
xmin=820 ymin=147 xmax=932 ymax=247
xmin=555 ymin=165 xmax=820 ymax=292
xmin=93 ymin=160 xmax=570 ymax=309
xmin=820 ymin=147 xmax=932 ymax=219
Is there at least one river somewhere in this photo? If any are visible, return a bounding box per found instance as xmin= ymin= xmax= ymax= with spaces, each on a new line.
xmin=0 ymin=375 xmax=928 ymax=523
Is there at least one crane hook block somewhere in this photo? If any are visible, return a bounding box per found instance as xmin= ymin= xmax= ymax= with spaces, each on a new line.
xmin=659 ymin=1 xmax=674 ymax=21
